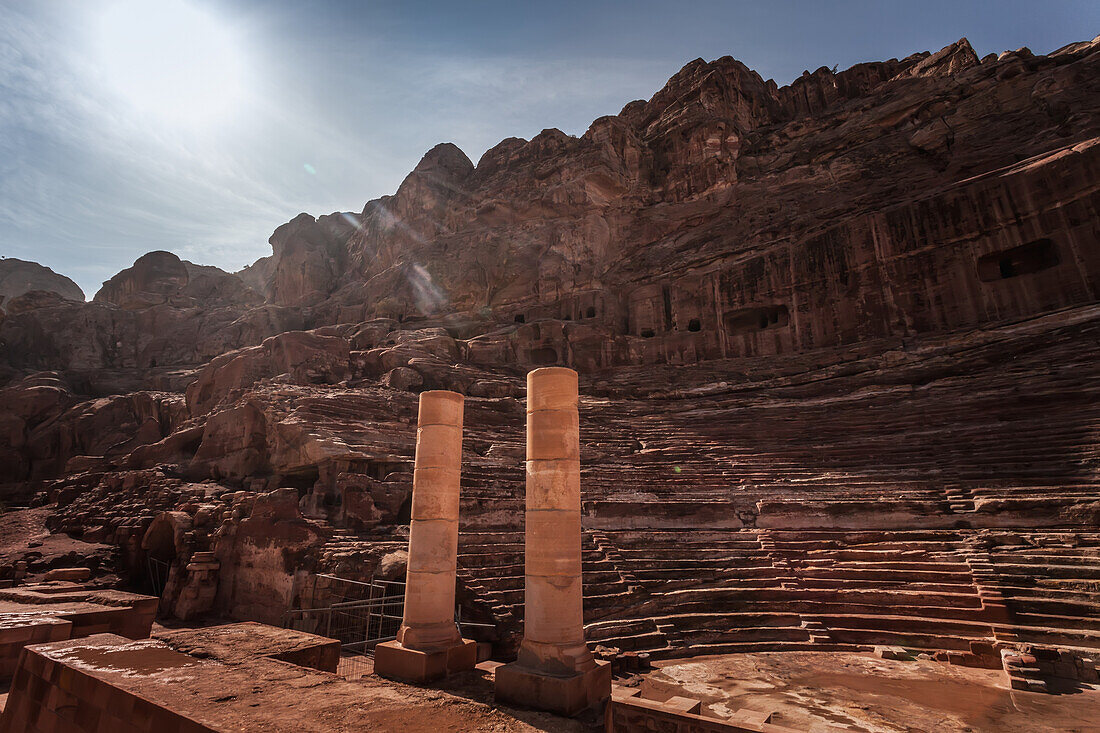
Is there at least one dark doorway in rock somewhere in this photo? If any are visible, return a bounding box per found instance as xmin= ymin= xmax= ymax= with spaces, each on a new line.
xmin=530 ymin=347 xmax=559 ymax=365
xmin=586 ymin=306 xmax=597 ymax=318
xmin=640 ymin=328 xmax=656 ymax=338
xmin=978 ymin=239 xmax=1059 ymax=281
xmin=688 ymin=318 xmax=702 ymax=332
xmin=396 ymin=494 xmax=413 ymax=524
xmin=141 ymin=520 xmax=177 ymax=597
xmin=724 ymin=305 xmax=789 ymax=335
xmin=514 ymin=313 xmax=526 ymax=323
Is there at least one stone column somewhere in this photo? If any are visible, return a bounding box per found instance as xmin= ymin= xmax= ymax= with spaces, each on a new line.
xmin=496 ymin=368 xmax=610 ymax=716
xmin=374 ymin=390 xmax=477 ymax=683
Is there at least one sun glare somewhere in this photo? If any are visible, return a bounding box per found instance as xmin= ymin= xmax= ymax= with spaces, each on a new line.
xmin=92 ymin=0 xmax=249 ymax=130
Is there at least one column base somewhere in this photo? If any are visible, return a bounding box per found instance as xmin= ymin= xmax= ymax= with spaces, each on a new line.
xmin=373 ymin=638 xmax=477 ymax=683
xmin=495 ymin=659 xmax=611 ymax=717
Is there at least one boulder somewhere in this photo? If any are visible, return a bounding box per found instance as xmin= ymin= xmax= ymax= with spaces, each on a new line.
xmin=186 ymin=331 xmax=350 ymax=416
xmin=382 ymin=366 xmax=423 ymax=391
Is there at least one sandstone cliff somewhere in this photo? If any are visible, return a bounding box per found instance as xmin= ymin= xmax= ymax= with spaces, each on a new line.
xmin=0 ymin=258 xmax=84 ymax=313
xmin=4 ymin=37 xmax=1098 ymax=378
xmin=1 ymin=37 xmax=1099 ymax=659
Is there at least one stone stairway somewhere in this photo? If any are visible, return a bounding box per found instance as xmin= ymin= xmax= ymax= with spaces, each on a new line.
xmin=445 ymin=310 xmax=1100 ymax=663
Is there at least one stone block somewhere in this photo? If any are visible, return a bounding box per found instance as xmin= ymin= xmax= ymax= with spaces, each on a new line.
xmin=663 ymin=695 xmax=702 ymax=714
xmin=875 ymin=645 xmax=909 ymax=661
xmin=525 ymin=461 xmax=581 ymax=510
xmin=416 ymin=390 xmax=464 ymax=427
xmin=524 ymin=510 xmax=582 ymax=576
xmin=1029 ymin=646 xmax=1061 ymax=661
xmin=402 ymin=571 xmax=458 ymax=628
xmin=969 ymin=640 xmax=996 ymax=657
xmin=43 ymin=567 xmax=91 ymax=582
xmin=373 ymin=638 xmax=477 ymax=683
xmin=406 ymin=518 xmax=459 ymax=573
xmin=413 ymin=424 xmax=462 ymax=468
xmin=525 ymin=367 xmax=577 ymax=411
xmin=525 ymin=410 xmax=580 ymax=460
xmin=495 ymin=659 xmax=610 ymax=717
xmin=520 ymin=576 xmax=585 ymax=646
xmin=732 ymin=708 xmax=775 ymax=726
xmin=1052 ymin=660 xmax=1077 ymax=679
xmin=409 ymin=468 xmax=461 ymax=519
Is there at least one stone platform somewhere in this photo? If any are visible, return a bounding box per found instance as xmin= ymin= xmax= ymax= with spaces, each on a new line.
xmin=154 ymin=621 xmax=340 ymax=673
xmin=0 ymin=583 xmax=157 ymax=680
xmin=607 ymin=687 xmax=796 ymax=733
xmin=641 ymin=650 xmax=1100 ymax=732
xmin=0 ymin=625 xmax=583 ymax=732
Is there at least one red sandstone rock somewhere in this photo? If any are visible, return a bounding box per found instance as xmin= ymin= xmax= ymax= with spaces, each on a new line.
xmin=185 ymin=330 xmax=350 ymax=417
xmin=1 ymin=37 xmax=1099 ymax=675
xmin=0 ymin=258 xmax=84 ymax=313
xmin=262 ymin=212 xmax=360 ymax=307
xmin=94 ymin=250 xmax=262 ymax=311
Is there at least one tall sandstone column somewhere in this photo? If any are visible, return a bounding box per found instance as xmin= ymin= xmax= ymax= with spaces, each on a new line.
xmin=496 ymin=368 xmax=611 ymax=716
xmin=374 ymin=390 xmax=477 ymax=682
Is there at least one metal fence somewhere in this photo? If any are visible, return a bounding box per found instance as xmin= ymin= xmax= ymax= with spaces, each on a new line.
xmin=284 ymin=575 xmax=405 ymax=680
xmin=285 ymin=574 xmax=497 ymax=680
xmin=147 ymin=556 xmax=170 ymax=597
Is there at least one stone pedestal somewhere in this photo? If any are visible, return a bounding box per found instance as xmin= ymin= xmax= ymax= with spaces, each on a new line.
xmin=496 ymin=658 xmax=612 ymax=717
xmin=495 ymin=368 xmax=611 ymax=715
xmin=374 ymin=390 xmax=476 ymax=683
xmin=374 ymin=638 xmax=478 ymax=682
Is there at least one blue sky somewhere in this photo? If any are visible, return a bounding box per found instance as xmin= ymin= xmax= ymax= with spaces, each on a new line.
xmin=1 ymin=0 xmax=1097 ymax=298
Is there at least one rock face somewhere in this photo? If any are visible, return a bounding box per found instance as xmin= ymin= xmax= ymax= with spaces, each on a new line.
xmin=5 ymin=37 xmax=1100 ymax=377
xmin=0 ymin=251 xmax=291 ymax=377
xmin=94 ymin=250 xmax=263 ymax=310
xmin=209 ymin=35 xmax=1098 ymax=375
xmin=0 ymin=258 xmax=84 ymax=312
xmin=2 ymin=36 xmax=1100 ymax=669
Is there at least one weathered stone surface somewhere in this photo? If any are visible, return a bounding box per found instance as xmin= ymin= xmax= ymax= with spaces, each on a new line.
xmin=1 ymin=37 xmax=1099 ymax=676
xmin=94 ymin=250 xmax=263 ymax=311
xmin=185 ymin=331 xmax=350 ymax=417
xmin=262 ymin=212 xmax=360 ymax=307
xmin=0 ymin=258 xmax=84 ymax=312
xmin=0 ymin=372 xmax=186 ymax=485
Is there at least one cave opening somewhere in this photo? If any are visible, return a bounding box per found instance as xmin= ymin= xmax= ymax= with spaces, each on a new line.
xmin=530 ymin=346 xmax=559 ymax=365
xmin=724 ymin=305 xmax=790 ymax=335
xmin=140 ymin=519 xmax=177 ymax=598
xmin=978 ymin=239 xmax=1059 ymax=282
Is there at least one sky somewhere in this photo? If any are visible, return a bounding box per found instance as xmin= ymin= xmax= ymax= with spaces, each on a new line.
xmin=1 ymin=1 xmax=1097 ymax=299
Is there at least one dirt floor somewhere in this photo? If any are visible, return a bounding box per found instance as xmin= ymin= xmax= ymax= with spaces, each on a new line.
xmin=642 ymin=651 xmax=1100 ymax=733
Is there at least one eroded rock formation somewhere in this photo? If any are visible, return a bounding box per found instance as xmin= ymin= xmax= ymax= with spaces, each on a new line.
xmin=0 ymin=257 xmax=84 ymax=313
xmin=2 ymin=36 xmax=1100 ymax=678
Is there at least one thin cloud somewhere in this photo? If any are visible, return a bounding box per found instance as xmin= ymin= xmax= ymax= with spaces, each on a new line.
xmin=0 ymin=2 xmax=671 ymax=298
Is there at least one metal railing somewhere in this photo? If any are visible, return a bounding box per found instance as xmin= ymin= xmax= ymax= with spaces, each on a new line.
xmin=284 ymin=575 xmax=405 ymax=680
xmin=147 ymin=556 xmax=170 ymax=596
xmin=285 ymin=574 xmax=496 ymax=680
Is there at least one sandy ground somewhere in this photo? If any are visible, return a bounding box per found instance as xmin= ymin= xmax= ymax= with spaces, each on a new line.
xmin=642 ymin=651 xmax=1100 ymax=732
